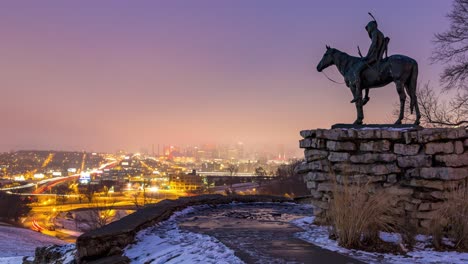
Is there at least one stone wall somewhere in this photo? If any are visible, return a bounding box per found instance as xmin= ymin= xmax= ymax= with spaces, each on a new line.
xmin=75 ymin=194 xmax=293 ymax=263
xmin=298 ymin=127 xmax=468 ymax=231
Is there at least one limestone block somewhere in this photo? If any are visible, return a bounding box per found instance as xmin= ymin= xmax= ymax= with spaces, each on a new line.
xmin=413 ymin=191 xmax=444 ymax=201
xmin=384 ymin=187 xmax=414 ymax=196
xmin=367 ymin=175 xmax=387 ymax=183
xmin=295 ymin=162 xmax=308 ymax=174
xmin=404 ymin=131 xmax=418 ymax=144
xmin=300 ymin=130 xmax=316 ymax=138
xmin=435 ymin=153 xmax=468 ymax=167
xmin=300 ymin=138 xmax=326 ymax=149
xmin=333 ymin=163 xmax=400 ymax=175
xmin=417 ymin=128 xmax=467 ymax=143
xmin=406 ymin=179 xmax=445 ymax=191
xmin=304 ymin=171 xmax=329 ymax=182
xmin=414 ymin=210 xmax=438 ymax=220
xmin=350 ymin=153 xmax=396 ymax=163
xmin=425 ymin=142 xmax=454 ymax=154
xmin=419 ymin=202 xmax=443 ymax=212
xmin=359 ymin=140 xmax=391 ymax=152
xmin=465 ymin=138 xmax=468 ymax=147
xmin=307 ymin=160 xmax=330 ymax=172
xmin=295 ymin=160 xmax=330 ymax=174
xmin=328 ymin=152 xmax=350 ymax=162
xmin=420 ymin=167 xmax=468 ymax=180
xmin=306 ymin=181 xmax=317 ymax=189
xmin=317 ymin=129 xmax=353 ymax=140
xmin=381 ymin=130 xmax=403 ymax=140
xmin=326 ymin=140 xmax=356 ymax=151
xmin=394 ymin=144 xmax=420 ymax=155
xmin=322 ymin=193 xmax=332 ymax=202
xmin=317 ymin=183 xmax=334 ymax=192
xmin=305 ymin=149 xmax=328 ymax=162
xmin=314 ymin=129 xmax=326 ymax=138
xmin=404 ymin=203 xmax=416 ymax=211
xmin=310 ymin=189 xmax=323 ymax=199
xmin=336 ymin=174 xmax=385 ymax=184
xmin=397 ymin=155 xmax=432 ymax=168
xmin=405 ymin=168 xmax=420 ymax=179
xmin=370 ymin=164 xmax=400 ymax=175
xmin=429 ymin=191 xmax=445 ymax=200
xmin=455 ymin=141 xmax=464 ymax=154
xmin=346 ymin=129 xmax=358 ymax=138
xmin=387 ymin=174 xmax=397 ymax=183
xmin=356 ymin=130 xmax=376 ymax=139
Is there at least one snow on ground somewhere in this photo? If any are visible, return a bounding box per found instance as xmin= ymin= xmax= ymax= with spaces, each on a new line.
xmin=124 ymin=205 xmax=244 ymax=264
xmin=291 ymin=216 xmax=468 ymax=264
xmin=0 ymin=225 xmax=68 ymax=264
xmin=0 ymin=257 xmax=24 ymax=264
xmin=0 ymin=225 xmax=66 ymax=258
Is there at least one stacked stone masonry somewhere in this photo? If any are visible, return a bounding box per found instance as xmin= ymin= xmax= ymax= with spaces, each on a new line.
xmin=298 ymin=127 xmax=468 ymax=232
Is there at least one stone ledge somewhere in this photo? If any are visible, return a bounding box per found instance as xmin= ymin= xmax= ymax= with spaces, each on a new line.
xmin=76 ymin=194 xmax=293 ymax=263
xmin=331 ymin=123 xmax=421 ymax=130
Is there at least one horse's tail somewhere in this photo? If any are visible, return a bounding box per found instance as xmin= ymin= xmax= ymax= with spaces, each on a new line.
xmin=406 ymin=61 xmax=418 ymax=115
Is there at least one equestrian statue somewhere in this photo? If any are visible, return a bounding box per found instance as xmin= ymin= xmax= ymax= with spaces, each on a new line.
xmin=316 ymin=13 xmax=421 ymax=125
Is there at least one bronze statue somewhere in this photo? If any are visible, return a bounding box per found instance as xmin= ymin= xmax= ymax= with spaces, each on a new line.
xmin=317 ymin=14 xmax=421 ymax=125
xmin=351 ymin=13 xmax=390 ymax=105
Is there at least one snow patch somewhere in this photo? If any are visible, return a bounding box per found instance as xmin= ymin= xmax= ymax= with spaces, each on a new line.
xmin=0 ymin=226 xmax=65 ymax=258
xmin=291 ymin=216 xmax=468 ymax=264
xmin=124 ymin=205 xmax=244 ymax=264
xmin=0 ymin=257 xmax=24 ymax=264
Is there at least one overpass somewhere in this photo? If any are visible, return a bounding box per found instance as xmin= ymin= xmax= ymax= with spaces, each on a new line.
xmin=196 ymin=171 xmax=258 ymax=177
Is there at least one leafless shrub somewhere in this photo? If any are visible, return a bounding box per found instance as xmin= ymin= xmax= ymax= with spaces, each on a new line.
xmin=430 ymin=184 xmax=468 ymax=251
xmin=327 ymin=176 xmax=398 ymax=250
xmin=86 ymin=198 xmax=117 ymax=230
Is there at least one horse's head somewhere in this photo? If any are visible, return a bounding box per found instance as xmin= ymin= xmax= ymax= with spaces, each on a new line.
xmin=317 ymin=45 xmax=335 ymax=72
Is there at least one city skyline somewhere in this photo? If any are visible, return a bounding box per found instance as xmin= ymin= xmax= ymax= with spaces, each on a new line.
xmin=1 ymin=1 xmax=452 ymax=153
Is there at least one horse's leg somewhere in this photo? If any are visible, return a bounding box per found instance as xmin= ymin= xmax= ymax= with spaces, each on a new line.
xmin=395 ymin=81 xmax=406 ymax=124
xmin=353 ymin=98 xmax=364 ymax=125
xmin=363 ymin=88 xmax=370 ymax=105
xmin=414 ymin=94 xmax=421 ymax=125
xmin=350 ymin=84 xmax=359 ymax=103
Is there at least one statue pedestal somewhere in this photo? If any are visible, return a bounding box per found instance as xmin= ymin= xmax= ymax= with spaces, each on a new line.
xmin=331 ymin=123 xmax=421 ymax=129
xmin=298 ymin=127 xmax=468 ymax=232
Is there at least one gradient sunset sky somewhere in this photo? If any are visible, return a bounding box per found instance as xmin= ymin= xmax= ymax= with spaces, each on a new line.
xmin=0 ymin=0 xmax=452 ymax=153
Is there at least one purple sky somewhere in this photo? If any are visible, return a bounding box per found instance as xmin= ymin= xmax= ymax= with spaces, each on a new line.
xmin=0 ymin=0 xmax=452 ymax=153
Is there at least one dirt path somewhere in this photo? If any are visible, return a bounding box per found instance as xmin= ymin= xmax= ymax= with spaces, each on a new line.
xmin=178 ymin=203 xmax=364 ymax=264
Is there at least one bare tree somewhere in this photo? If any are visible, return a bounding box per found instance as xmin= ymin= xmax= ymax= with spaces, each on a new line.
xmin=431 ymin=0 xmax=468 ymax=90
xmin=395 ymin=83 xmax=468 ymax=128
xmin=395 ymin=1 xmax=468 ymax=127
xmin=77 ymin=198 xmax=117 ymax=231
xmin=82 ymin=183 xmax=97 ymax=203
xmin=255 ymin=166 xmax=267 ymax=187
xmin=226 ymin=163 xmax=238 ymax=188
xmin=131 ymin=188 xmax=141 ymax=209
xmin=276 ymin=159 xmax=301 ymax=181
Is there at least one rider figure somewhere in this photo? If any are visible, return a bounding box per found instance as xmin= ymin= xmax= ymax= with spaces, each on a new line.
xmin=350 ymin=13 xmax=389 ymax=104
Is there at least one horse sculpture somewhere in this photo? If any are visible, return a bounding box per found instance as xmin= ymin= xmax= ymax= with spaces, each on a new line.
xmin=317 ymin=46 xmax=421 ymax=125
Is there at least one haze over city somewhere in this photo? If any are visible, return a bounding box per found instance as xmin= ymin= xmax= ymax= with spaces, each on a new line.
xmin=1 ymin=0 xmax=468 ymax=263
xmin=1 ymin=1 xmax=451 ymax=153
